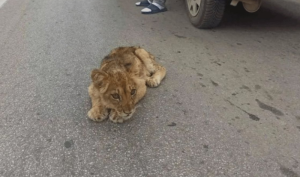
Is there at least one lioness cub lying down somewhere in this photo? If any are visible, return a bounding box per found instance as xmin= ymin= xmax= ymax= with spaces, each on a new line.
xmin=88 ymin=46 xmax=166 ymax=123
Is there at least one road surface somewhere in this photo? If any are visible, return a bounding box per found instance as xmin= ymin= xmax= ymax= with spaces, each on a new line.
xmin=1 ymin=0 xmax=300 ymax=176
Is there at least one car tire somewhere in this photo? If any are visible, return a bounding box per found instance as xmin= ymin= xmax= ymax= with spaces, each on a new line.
xmin=185 ymin=0 xmax=226 ymax=29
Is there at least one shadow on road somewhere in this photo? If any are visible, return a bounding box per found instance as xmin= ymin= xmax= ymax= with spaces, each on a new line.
xmin=219 ymin=0 xmax=300 ymax=31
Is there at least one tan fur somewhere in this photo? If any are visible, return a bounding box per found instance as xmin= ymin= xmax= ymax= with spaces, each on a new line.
xmin=88 ymin=46 xmax=166 ymax=123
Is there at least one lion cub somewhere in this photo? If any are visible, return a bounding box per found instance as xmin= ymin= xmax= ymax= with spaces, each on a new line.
xmin=88 ymin=46 xmax=166 ymax=123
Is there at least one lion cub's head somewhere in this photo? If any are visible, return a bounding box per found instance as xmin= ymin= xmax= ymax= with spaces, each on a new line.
xmin=91 ymin=69 xmax=146 ymax=119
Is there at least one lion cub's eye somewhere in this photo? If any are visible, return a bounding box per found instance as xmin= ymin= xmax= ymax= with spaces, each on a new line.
xmin=131 ymin=89 xmax=136 ymax=96
xmin=111 ymin=93 xmax=120 ymax=100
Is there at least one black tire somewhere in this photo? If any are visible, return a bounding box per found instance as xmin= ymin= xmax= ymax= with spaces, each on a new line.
xmin=185 ymin=0 xmax=226 ymax=29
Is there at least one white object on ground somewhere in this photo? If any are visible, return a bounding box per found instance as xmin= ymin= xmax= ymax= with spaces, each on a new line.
xmin=0 ymin=0 xmax=7 ymax=8
xmin=141 ymin=3 xmax=164 ymax=12
xmin=141 ymin=7 xmax=151 ymax=12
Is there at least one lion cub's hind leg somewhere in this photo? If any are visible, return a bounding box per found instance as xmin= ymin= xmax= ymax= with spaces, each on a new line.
xmin=134 ymin=48 xmax=166 ymax=87
xmin=146 ymin=64 xmax=166 ymax=87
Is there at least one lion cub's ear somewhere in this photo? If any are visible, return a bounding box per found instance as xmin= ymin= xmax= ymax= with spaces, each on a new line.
xmin=91 ymin=69 xmax=108 ymax=91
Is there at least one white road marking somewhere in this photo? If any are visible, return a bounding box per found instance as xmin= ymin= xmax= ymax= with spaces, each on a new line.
xmin=0 ymin=0 xmax=7 ymax=8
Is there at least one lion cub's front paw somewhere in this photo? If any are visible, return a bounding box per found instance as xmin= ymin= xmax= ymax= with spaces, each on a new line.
xmin=87 ymin=108 xmax=108 ymax=122
xmin=108 ymin=110 xmax=124 ymax=123
xmin=146 ymin=77 xmax=160 ymax=87
xmin=110 ymin=117 xmax=125 ymax=123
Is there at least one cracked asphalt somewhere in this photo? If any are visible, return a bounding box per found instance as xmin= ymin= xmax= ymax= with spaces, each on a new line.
xmin=1 ymin=0 xmax=300 ymax=176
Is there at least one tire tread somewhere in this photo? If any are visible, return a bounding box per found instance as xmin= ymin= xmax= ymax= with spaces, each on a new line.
xmin=191 ymin=0 xmax=226 ymax=29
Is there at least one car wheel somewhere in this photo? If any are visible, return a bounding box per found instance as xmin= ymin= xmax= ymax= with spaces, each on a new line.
xmin=185 ymin=0 xmax=226 ymax=29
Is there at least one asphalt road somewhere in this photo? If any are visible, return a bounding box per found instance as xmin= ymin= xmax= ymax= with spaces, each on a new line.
xmin=1 ymin=0 xmax=300 ymax=176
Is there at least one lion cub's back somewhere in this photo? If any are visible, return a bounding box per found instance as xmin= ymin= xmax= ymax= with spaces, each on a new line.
xmin=100 ymin=47 xmax=149 ymax=77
